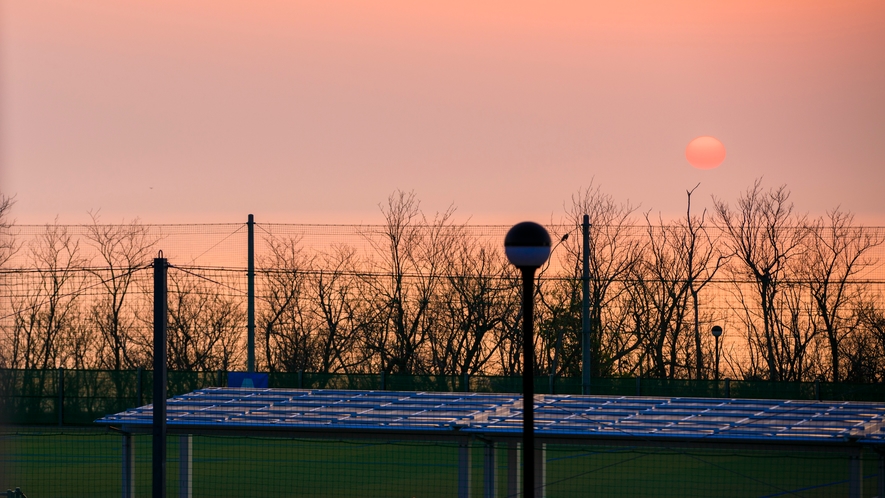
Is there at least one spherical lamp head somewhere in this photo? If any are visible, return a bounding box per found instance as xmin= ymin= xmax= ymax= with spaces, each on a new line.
xmin=711 ymin=325 xmax=723 ymax=338
xmin=504 ymin=222 xmax=552 ymax=268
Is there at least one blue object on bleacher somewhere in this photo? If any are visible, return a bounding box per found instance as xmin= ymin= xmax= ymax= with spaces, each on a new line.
xmin=228 ymin=372 xmax=269 ymax=388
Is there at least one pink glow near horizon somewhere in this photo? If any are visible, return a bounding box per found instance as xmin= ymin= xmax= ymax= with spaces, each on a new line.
xmin=1 ymin=0 xmax=884 ymax=225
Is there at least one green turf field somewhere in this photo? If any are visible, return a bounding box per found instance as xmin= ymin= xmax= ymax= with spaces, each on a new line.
xmin=1 ymin=427 xmax=881 ymax=497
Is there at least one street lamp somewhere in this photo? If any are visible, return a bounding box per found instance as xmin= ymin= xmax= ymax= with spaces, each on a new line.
xmin=505 ymin=221 xmax=551 ymax=498
xmin=711 ymin=325 xmax=723 ymax=382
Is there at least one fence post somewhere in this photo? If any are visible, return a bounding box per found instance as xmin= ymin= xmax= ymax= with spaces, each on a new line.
xmin=815 ymin=379 xmax=821 ymax=401
xmin=464 ymin=373 xmax=470 ymax=393
xmin=725 ymin=378 xmax=731 ymax=398
xmin=123 ymin=432 xmax=135 ymax=498
xmin=878 ymin=449 xmax=885 ymax=498
xmin=136 ymin=367 xmax=143 ymax=407
xmin=298 ymin=370 xmax=304 ymax=389
xmin=247 ymin=214 xmax=255 ymax=373
xmin=153 ymin=254 xmax=168 ymax=498
xmin=635 ymin=377 xmax=641 ymax=397
xmin=849 ymin=446 xmax=863 ymax=498
xmin=57 ymin=366 xmax=64 ymax=427
xmin=380 ymin=371 xmax=386 ymax=391
xmin=581 ymin=215 xmax=591 ymax=395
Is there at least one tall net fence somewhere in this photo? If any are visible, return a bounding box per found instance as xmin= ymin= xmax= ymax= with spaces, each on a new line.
xmin=2 ymin=428 xmax=881 ymax=497
xmin=1 ymin=221 xmax=885 ymax=382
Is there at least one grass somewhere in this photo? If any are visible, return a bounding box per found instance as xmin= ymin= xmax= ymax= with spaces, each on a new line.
xmin=1 ymin=427 xmax=881 ymax=497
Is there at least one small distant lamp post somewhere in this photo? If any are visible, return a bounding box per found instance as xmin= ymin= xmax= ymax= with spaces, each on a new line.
xmin=711 ymin=325 xmax=723 ymax=381
xmin=505 ymin=222 xmax=551 ymax=498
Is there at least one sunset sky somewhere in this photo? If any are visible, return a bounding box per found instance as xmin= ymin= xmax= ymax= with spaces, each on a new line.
xmin=2 ymin=0 xmax=883 ymax=225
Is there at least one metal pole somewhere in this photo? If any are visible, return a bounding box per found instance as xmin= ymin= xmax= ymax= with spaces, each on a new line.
xmin=153 ymin=254 xmax=168 ymax=498
xmin=715 ymin=335 xmax=720 ymax=382
xmin=522 ymin=266 xmax=536 ymax=498
xmin=136 ymin=367 xmax=143 ymax=406
xmin=581 ymin=215 xmax=591 ymax=395
xmin=57 ymin=366 xmax=64 ymax=427
xmin=247 ymin=214 xmax=255 ymax=373
xmin=123 ymin=432 xmax=135 ymax=498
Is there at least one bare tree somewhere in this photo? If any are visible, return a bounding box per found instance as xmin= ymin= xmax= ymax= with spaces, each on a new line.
xmin=0 ymin=194 xmax=16 ymax=367
xmin=0 ymin=194 xmax=16 ymax=269
xmin=635 ymin=216 xmax=691 ymax=379
xmin=534 ymin=229 xmax=582 ymax=383
xmin=847 ymin=301 xmax=885 ymax=382
xmin=256 ymin=235 xmax=314 ymax=372
xmin=714 ymin=180 xmax=808 ymax=381
xmin=562 ymin=184 xmax=644 ymax=377
xmin=85 ymin=213 xmax=158 ymax=370
xmin=805 ymin=209 xmax=885 ymax=381
xmin=361 ymin=191 xmax=456 ymax=374
xmin=166 ymin=270 xmax=245 ymax=371
xmin=312 ymin=244 xmax=372 ymax=373
xmin=429 ymin=237 xmax=518 ymax=375
xmin=671 ymin=186 xmax=726 ymax=379
xmin=9 ymin=221 xmax=87 ymax=368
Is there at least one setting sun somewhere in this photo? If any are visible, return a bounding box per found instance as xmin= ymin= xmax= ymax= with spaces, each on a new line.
xmin=685 ymin=136 xmax=726 ymax=170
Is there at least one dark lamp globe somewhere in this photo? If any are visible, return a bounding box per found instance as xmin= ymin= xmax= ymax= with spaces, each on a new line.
xmin=504 ymin=222 xmax=552 ymax=268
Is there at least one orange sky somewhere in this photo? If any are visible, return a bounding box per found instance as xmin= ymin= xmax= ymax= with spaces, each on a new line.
xmin=2 ymin=0 xmax=884 ymax=224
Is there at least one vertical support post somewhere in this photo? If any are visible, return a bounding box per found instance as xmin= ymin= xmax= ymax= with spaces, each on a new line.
xmin=878 ymin=450 xmax=885 ymax=498
xmin=725 ymin=378 xmax=731 ymax=398
xmin=504 ymin=221 xmax=550 ymax=498
xmin=380 ymin=371 xmax=386 ymax=391
xmin=507 ymin=442 xmax=520 ymax=498
xmin=298 ymin=370 xmax=304 ymax=389
xmin=636 ymin=377 xmax=641 ymax=396
xmin=136 ymin=367 xmax=143 ymax=407
xmin=483 ymin=442 xmax=496 ymax=498
xmin=458 ymin=439 xmax=472 ymax=498
xmin=179 ymin=435 xmax=193 ymax=498
xmin=57 ymin=367 xmax=64 ymax=427
xmin=153 ymin=254 xmax=168 ymax=498
xmin=815 ymin=379 xmax=821 ymax=401
xmin=581 ymin=215 xmax=591 ymax=395
xmin=247 ymin=214 xmax=255 ymax=373
xmin=521 ymin=267 xmax=536 ymax=498
xmin=122 ymin=433 xmax=135 ymax=498
xmin=848 ymin=447 xmax=862 ymax=498
xmin=464 ymin=373 xmax=470 ymax=393
xmin=714 ymin=334 xmax=720 ymax=381
xmin=534 ymin=444 xmax=547 ymax=498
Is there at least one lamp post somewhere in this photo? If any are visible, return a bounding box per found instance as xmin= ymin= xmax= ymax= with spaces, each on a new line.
xmin=505 ymin=222 xmax=551 ymax=498
xmin=711 ymin=325 xmax=723 ymax=382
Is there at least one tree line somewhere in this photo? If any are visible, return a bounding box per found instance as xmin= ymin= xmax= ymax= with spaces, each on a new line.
xmin=1 ymin=181 xmax=884 ymax=382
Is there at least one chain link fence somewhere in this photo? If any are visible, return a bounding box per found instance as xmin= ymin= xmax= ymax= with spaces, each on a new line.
xmin=1 ymin=221 xmax=884 ymax=381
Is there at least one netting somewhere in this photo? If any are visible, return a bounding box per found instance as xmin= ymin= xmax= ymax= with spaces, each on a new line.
xmin=2 ymin=429 xmax=881 ymax=497
xmin=2 ymin=222 xmax=885 ymax=381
